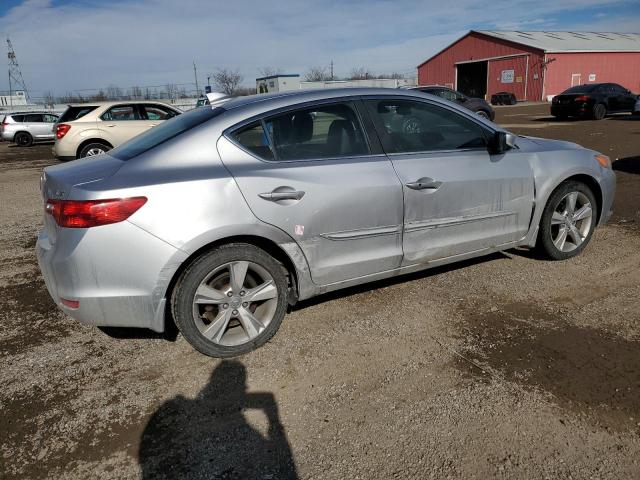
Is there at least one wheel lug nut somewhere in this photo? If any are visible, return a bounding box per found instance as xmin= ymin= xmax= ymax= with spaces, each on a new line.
xmin=223 ymin=304 xmax=228 ymax=309
xmin=242 ymin=302 xmax=248 ymax=307
xmin=232 ymin=309 xmax=238 ymax=315
xmin=240 ymin=291 xmax=245 ymax=296
xmin=227 ymin=291 xmax=233 ymax=297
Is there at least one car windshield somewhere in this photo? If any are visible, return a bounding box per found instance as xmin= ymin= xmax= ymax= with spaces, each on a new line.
xmin=110 ymin=106 xmax=225 ymax=161
xmin=562 ymin=85 xmax=597 ymax=94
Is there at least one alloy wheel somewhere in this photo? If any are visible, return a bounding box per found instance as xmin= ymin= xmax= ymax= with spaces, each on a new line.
xmin=192 ymin=261 xmax=279 ymax=346
xmin=85 ymin=147 xmax=105 ymax=156
xmin=550 ymin=191 xmax=593 ymax=252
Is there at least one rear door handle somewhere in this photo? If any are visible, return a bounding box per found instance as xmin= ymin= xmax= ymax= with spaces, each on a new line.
xmin=405 ymin=177 xmax=442 ymax=190
xmin=259 ymin=190 xmax=305 ymax=201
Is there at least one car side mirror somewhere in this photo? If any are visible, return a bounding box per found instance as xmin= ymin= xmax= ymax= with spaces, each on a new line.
xmin=489 ymin=131 xmax=517 ymax=154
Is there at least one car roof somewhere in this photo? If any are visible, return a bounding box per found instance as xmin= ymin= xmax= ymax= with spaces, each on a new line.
xmin=66 ymin=100 xmax=176 ymax=107
xmin=4 ymin=111 xmax=56 ymax=115
xmin=221 ymin=87 xmax=439 ymax=111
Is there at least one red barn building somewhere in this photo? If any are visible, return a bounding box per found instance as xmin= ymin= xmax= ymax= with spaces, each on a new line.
xmin=417 ymin=31 xmax=640 ymax=102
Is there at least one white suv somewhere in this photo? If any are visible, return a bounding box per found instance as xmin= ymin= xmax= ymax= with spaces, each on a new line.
xmin=53 ymin=101 xmax=181 ymax=160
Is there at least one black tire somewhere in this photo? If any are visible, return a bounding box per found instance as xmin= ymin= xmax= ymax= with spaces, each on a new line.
xmin=78 ymin=141 xmax=111 ymax=158
xmin=509 ymin=97 xmax=517 ymax=106
xmin=537 ymin=181 xmax=597 ymax=260
xmin=14 ymin=132 xmax=33 ymax=147
xmin=476 ymin=110 xmax=490 ymax=119
xmin=592 ymin=103 xmax=606 ymax=120
xmin=171 ymin=243 xmax=289 ymax=357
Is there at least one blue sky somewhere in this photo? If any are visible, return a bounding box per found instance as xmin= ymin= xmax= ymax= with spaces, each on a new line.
xmin=1 ymin=0 xmax=639 ymax=98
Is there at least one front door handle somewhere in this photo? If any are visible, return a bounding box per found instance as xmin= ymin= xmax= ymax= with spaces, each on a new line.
xmin=259 ymin=190 xmax=305 ymax=201
xmin=405 ymin=177 xmax=442 ymax=190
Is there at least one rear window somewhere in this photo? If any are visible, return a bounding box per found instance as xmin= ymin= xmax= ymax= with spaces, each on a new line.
xmin=59 ymin=106 xmax=98 ymax=122
xmin=110 ymin=106 xmax=225 ymax=161
xmin=9 ymin=114 xmax=24 ymax=122
xmin=562 ymin=85 xmax=597 ymax=94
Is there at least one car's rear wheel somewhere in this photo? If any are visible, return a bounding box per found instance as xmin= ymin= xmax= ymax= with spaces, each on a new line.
xmin=172 ymin=243 xmax=289 ymax=357
xmin=79 ymin=142 xmax=111 ymax=158
xmin=538 ymin=181 xmax=596 ymax=260
xmin=592 ymin=103 xmax=606 ymax=120
xmin=15 ymin=132 xmax=33 ymax=147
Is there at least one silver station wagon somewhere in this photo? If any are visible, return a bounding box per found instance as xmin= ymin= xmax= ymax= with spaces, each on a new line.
xmin=37 ymin=88 xmax=616 ymax=357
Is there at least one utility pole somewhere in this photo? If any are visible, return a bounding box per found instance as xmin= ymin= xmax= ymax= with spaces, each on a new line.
xmin=193 ymin=61 xmax=199 ymax=97
xmin=7 ymin=38 xmax=29 ymax=108
xmin=330 ymin=60 xmax=334 ymax=80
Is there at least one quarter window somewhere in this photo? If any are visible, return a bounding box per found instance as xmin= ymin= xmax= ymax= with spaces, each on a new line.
xmin=366 ymin=99 xmax=489 ymax=154
xmin=232 ymin=122 xmax=274 ymax=161
xmin=263 ymin=102 xmax=369 ymax=161
xmin=101 ymin=105 xmax=141 ymax=121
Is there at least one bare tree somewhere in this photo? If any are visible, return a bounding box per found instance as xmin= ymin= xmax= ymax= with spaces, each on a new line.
xmin=258 ymin=66 xmax=282 ymax=77
xmin=304 ymin=66 xmax=331 ymax=82
xmin=348 ymin=67 xmax=374 ymax=80
xmin=165 ymin=83 xmax=179 ymax=100
xmin=212 ymin=68 xmax=243 ymax=95
xmin=130 ymin=85 xmax=143 ymax=99
xmin=43 ymin=91 xmax=55 ymax=108
xmin=106 ymin=85 xmax=123 ymax=100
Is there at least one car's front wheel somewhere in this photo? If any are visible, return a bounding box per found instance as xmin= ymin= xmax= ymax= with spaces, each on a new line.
xmin=476 ymin=110 xmax=490 ymax=119
xmin=538 ymin=181 xmax=596 ymax=260
xmin=172 ymin=243 xmax=289 ymax=357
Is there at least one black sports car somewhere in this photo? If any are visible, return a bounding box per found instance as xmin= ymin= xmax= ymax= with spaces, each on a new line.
xmin=551 ymin=83 xmax=637 ymax=120
xmin=410 ymin=86 xmax=495 ymax=121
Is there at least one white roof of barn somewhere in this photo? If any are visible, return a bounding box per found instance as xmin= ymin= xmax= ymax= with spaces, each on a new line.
xmin=475 ymin=30 xmax=640 ymax=53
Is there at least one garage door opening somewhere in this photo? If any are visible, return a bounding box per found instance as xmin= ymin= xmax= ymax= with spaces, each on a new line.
xmin=456 ymin=61 xmax=487 ymax=99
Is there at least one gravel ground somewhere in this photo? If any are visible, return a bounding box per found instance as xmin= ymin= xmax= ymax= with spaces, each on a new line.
xmin=1 ymin=104 xmax=639 ymax=479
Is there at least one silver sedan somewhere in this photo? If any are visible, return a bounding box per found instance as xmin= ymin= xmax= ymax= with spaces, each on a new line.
xmin=37 ymin=88 xmax=616 ymax=357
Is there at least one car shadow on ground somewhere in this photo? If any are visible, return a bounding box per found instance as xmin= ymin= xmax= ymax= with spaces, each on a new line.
xmin=138 ymin=360 xmax=299 ymax=480
xmin=613 ymin=156 xmax=640 ymax=174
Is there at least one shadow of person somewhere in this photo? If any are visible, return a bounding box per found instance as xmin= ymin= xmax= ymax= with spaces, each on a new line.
xmin=139 ymin=360 xmax=298 ymax=480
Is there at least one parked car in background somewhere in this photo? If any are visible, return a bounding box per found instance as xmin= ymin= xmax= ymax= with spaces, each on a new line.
xmin=37 ymin=88 xmax=615 ymax=358
xmin=551 ymin=83 xmax=637 ymax=120
xmin=1 ymin=111 xmax=59 ymax=146
xmin=633 ymin=96 xmax=640 ymax=116
xmin=409 ymin=85 xmax=495 ymax=120
xmin=53 ymin=101 xmax=181 ymax=160
xmin=491 ymin=92 xmax=517 ymax=105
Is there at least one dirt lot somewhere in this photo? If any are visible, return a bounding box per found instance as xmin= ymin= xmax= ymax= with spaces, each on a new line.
xmin=1 ymin=104 xmax=639 ymax=479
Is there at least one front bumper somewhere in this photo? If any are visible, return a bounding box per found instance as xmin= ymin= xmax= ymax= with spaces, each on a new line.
xmin=598 ymin=167 xmax=616 ymax=225
xmin=36 ymin=219 xmax=188 ymax=332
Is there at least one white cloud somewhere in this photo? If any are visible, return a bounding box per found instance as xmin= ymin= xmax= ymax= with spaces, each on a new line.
xmin=0 ymin=0 xmax=637 ymax=97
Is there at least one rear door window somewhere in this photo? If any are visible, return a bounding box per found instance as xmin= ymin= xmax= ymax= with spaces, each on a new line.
xmin=24 ymin=114 xmax=44 ymax=122
xmin=43 ymin=114 xmax=58 ymax=123
xmin=10 ymin=114 xmax=24 ymax=122
xmin=101 ymin=105 xmax=141 ymax=121
xmin=261 ymin=102 xmax=369 ymax=161
xmin=365 ymin=98 xmax=489 ymax=154
xmin=59 ymin=106 xmax=98 ymax=122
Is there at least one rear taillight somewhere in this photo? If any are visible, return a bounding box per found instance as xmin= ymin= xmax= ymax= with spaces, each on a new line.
xmin=55 ymin=123 xmax=71 ymax=139
xmin=45 ymin=197 xmax=147 ymax=228
xmin=574 ymin=95 xmax=590 ymax=102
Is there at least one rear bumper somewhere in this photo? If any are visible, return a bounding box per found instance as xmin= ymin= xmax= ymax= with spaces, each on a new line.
xmin=36 ymin=220 xmax=188 ymax=332
xmin=1 ymin=131 xmax=14 ymax=141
